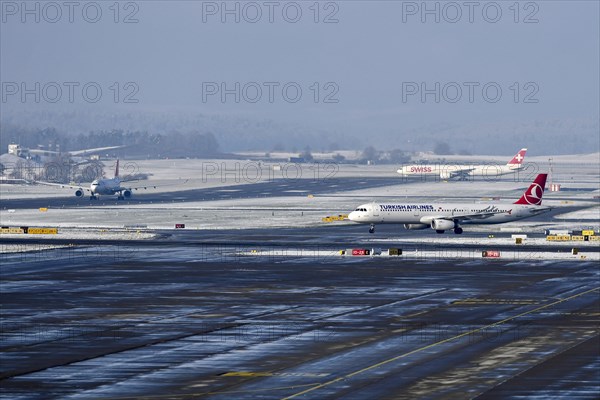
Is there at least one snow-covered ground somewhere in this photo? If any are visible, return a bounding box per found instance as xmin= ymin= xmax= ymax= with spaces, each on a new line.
xmin=1 ymin=197 xmax=598 ymax=235
xmin=1 ymin=156 xmax=598 ymax=244
xmin=2 ymin=154 xmax=598 ymax=199
xmin=1 ymin=243 xmax=71 ymax=253
xmin=244 ymin=247 xmax=599 ymax=262
xmin=553 ymin=207 xmax=600 ymax=220
xmin=0 ymin=227 xmax=157 ymax=240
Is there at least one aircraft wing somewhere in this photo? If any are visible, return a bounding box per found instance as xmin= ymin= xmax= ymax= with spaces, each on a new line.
xmin=421 ymin=209 xmax=504 ymax=224
xmin=117 ymin=184 xmax=156 ymax=192
xmin=118 ymin=179 xmax=189 ymax=192
xmin=69 ymin=146 xmax=125 ymax=156
xmin=443 ymin=167 xmax=477 ymax=179
xmin=32 ymin=180 xmax=89 ymax=191
xmin=452 ymin=210 xmax=504 ymax=221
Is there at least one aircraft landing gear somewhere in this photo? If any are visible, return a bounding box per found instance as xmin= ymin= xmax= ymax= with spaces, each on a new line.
xmin=89 ymin=195 xmax=97 ymax=200
xmin=369 ymin=224 xmax=375 ymax=234
xmin=454 ymin=227 xmax=463 ymax=234
xmin=117 ymin=195 xmax=124 ymax=200
xmin=436 ymin=230 xmax=445 ymax=234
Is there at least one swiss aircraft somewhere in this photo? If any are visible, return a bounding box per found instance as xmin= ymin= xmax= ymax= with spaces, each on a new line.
xmin=348 ymin=173 xmax=550 ymax=234
xmin=397 ymin=148 xmax=528 ymax=180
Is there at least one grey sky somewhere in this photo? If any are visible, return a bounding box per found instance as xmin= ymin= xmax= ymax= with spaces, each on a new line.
xmin=1 ymin=1 xmax=598 ymax=153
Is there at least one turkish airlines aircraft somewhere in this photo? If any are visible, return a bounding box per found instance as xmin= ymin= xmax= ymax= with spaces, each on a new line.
xmin=348 ymin=174 xmax=550 ymax=234
xmin=397 ymin=148 xmax=527 ymax=180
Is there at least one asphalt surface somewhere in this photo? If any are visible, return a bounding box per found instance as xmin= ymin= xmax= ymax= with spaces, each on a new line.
xmin=0 ymin=177 xmax=403 ymax=210
xmin=1 ymin=225 xmax=599 ymax=255
xmin=1 ymin=226 xmax=599 ymax=399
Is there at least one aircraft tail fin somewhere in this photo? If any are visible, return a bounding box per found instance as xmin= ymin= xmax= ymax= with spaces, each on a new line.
xmin=115 ymin=160 xmax=119 ymax=178
xmin=507 ymin=148 xmax=527 ymax=167
xmin=514 ymin=173 xmax=547 ymax=205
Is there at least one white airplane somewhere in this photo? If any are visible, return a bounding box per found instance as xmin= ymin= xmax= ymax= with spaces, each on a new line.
xmin=83 ymin=160 xmax=139 ymax=200
xmin=37 ymin=160 xmax=157 ymax=200
xmin=10 ymin=144 xmax=125 ymax=161
xmin=348 ymin=173 xmax=551 ymax=234
xmin=397 ymin=148 xmax=528 ymax=180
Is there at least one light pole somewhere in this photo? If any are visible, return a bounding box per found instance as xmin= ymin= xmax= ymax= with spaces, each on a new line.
xmin=548 ymin=157 xmax=553 ymax=190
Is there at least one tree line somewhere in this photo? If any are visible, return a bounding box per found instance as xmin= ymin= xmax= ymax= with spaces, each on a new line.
xmin=0 ymin=125 xmax=220 ymax=158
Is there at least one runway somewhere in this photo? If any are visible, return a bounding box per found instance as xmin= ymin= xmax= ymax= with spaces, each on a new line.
xmin=0 ymin=177 xmax=403 ymax=210
xmin=1 ymin=226 xmax=599 ymax=399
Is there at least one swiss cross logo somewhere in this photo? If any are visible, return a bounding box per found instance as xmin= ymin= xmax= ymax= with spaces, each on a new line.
xmin=524 ymin=183 xmax=543 ymax=205
xmin=515 ymin=153 xmax=524 ymax=162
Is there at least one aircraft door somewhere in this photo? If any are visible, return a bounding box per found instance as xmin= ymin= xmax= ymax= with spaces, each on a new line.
xmin=372 ymin=205 xmax=379 ymax=217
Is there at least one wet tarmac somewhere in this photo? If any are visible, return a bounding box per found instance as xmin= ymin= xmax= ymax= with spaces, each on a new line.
xmin=1 ymin=227 xmax=599 ymax=399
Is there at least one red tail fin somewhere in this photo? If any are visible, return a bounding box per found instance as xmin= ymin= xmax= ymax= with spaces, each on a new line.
xmin=115 ymin=160 xmax=119 ymax=178
xmin=514 ymin=174 xmax=547 ymax=205
xmin=507 ymin=148 xmax=527 ymax=166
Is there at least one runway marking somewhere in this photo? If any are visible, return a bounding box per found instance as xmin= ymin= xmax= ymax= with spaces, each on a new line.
xmin=452 ymin=298 xmax=540 ymax=305
xmin=394 ymin=310 xmax=428 ymax=320
xmin=222 ymin=372 xmax=330 ymax=378
xmin=282 ymin=286 xmax=600 ymax=400
xmin=106 ymin=383 xmax=321 ymax=399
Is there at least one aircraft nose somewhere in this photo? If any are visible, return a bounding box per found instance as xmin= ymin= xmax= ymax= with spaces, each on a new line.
xmin=348 ymin=211 xmax=357 ymax=221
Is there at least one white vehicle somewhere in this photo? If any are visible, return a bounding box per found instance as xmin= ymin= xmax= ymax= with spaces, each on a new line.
xmin=397 ymin=148 xmax=528 ymax=180
xmin=348 ymin=173 xmax=550 ymax=234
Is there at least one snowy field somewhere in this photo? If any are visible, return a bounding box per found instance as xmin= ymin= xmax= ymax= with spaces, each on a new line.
xmin=2 ymin=153 xmax=598 ymax=200
xmin=1 ymin=195 xmax=598 ymax=233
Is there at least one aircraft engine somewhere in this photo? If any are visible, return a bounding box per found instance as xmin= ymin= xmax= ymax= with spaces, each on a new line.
xmin=75 ymin=188 xmax=84 ymax=197
xmin=123 ymin=190 xmax=132 ymax=198
xmin=431 ymin=219 xmax=455 ymax=231
xmin=404 ymin=223 xmax=429 ymax=230
xmin=439 ymin=171 xmax=452 ymax=180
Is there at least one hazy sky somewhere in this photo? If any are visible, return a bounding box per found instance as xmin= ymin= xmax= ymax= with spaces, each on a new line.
xmin=1 ymin=1 xmax=599 ymax=153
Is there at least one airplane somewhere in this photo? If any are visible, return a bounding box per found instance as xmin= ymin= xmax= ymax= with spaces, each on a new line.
xmin=36 ymin=160 xmax=158 ymax=200
xmin=85 ymin=159 xmax=137 ymax=200
xmin=397 ymin=148 xmax=528 ymax=180
xmin=348 ymin=173 xmax=551 ymax=234
xmin=9 ymin=143 xmax=125 ymax=162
